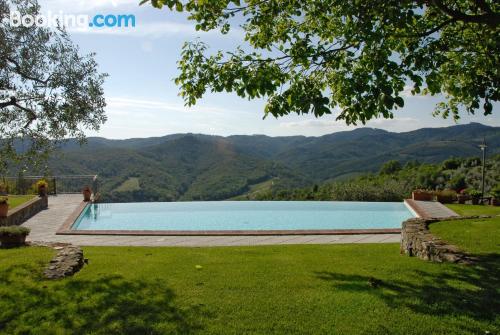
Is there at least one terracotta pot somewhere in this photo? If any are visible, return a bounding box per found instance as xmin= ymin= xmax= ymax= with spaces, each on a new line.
xmin=0 ymin=235 xmax=26 ymax=248
xmin=412 ymin=191 xmax=433 ymax=201
xmin=0 ymin=203 xmax=8 ymax=217
xmin=457 ymin=194 xmax=468 ymax=204
xmin=38 ymin=185 xmax=47 ymax=197
xmin=83 ymin=189 xmax=92 ymax=202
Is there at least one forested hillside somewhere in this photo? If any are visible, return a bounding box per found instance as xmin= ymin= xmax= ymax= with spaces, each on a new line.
xmin=253 ymin=155 xmax=500 ymax=202
xmin=37 ymin=123 xmax=500 ymax=202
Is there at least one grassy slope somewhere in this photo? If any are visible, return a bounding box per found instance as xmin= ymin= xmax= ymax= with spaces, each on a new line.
xmin=7 ymin=195 xmax=35 ymax=209
xmin=430 ymin=205 xmax=500 ymax=255
xmin=446 ymin=204 xmax=500 ymax=216
xmin=1 ymin=243 xmax=498 ymax=335
xmin=430 ymin=217 xmax=499 ymax=254
xmin=114 ymin=177 xmax=141 ymax=193
xmin=230 ymin=178 xmax=277 ymax=200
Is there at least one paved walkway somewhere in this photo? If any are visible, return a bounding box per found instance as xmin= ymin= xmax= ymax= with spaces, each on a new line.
xmin=405 ymin=199 xmax=459 ymax=218
xmin=22 ymin=195 xmax=400 ymax=247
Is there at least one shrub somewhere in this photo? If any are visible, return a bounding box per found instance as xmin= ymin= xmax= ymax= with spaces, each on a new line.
xmin=467 ymin=189 xmax=482 ymax=198
xmin=379 ymin=160 xmax=402 ymax=175
xmin=0 ymin=196 xmax=8 ymax=205
xmin=0 ymin=226 xmax=30 ymax=237
xmin=490 ymin=185 xmax=500 ymax=199
xmin=442 ymin=157 xmax=462 ymax=170
xmin=435 ymin=190 xmax=457 ymax=204
xmin=36 ymin=179 xmax=49 ymax=189
xmin=413 ymin=189 xmax=432 ymax=193
xmin=464 ymin=157 xmax=481 ymax=168
xmin=447 ymin=174 xmax=466 ymax=191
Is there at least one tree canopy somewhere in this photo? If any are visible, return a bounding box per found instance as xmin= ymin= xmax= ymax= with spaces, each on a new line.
xmin=144 ymin=0 xmax=499 ymax=124
xmin=0 ymin=0 xmax=107 ymax=172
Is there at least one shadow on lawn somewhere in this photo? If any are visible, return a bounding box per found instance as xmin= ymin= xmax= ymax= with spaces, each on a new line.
xmin=316 ymin=253 xmax=500 ymax=325
xmin=0 ymin=264 xmax=207 ymax=335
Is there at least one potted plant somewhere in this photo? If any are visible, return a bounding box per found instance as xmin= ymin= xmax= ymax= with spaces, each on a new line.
xmin=435 ymin=189 xmax=457 ymax=204
xmin=0 ymin=197 xmax=8 ymax=217
xmin=36 ymin=179 xmax=49 ymax=197
xmin=0 ymin=226 xmax=30 ymax=247
xmin=412 ymin=189 xmax=433 ymax=201
xmin=490 ymin=186 xmax=500 ymax=206
xmin=467 ymin=189 xmax=482 ymax=205
xmin=82 ymin=186 xmax=92 ymax=202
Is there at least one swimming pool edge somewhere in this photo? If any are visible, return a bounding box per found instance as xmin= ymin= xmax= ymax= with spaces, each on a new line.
xmin=56 ymin=201 xmax=403 ymax=236
xmin=56 ymin=201 xmax=89 ymax=235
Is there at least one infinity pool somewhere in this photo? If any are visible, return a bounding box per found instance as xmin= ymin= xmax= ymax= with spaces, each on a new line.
xmin=71 ymin=201 xmax=413 ymax=233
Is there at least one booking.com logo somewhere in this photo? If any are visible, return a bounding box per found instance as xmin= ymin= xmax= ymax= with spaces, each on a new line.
xmin=3 ymin=11 xmax=136 ymax=29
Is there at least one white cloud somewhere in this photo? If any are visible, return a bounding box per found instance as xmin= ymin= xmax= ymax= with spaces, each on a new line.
xmin=279 ymin=119 xmax=356 ymax=131
xmin=106 ymin=96 xmax=251 ymax=115
xmin=366 ymin=117 xmax=424 ymax=132
xmin=38 ymin=0 xmax=244 ymax=39
xmin=68 ymin=21 xmax=244 ymax=39
xmin=87 ymin=96 xmax=498 ymax=139
xmin=40 ymin=0 xmax=139 ymax=13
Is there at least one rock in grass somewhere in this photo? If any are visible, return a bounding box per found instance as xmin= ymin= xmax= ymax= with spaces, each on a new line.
xmin=44 ymin=246 xmax=85 ymax=279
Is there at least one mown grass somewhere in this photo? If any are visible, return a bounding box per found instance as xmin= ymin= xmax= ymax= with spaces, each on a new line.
xmin=6 ymin=195 xmax=35 ymax=209
xmin=1 ymin=243 xmax=499 ymax=335
xmin=430 ymin=217 xmax=499 ymax=254
xmin=446 ymin=204 xmax=500 ymax=216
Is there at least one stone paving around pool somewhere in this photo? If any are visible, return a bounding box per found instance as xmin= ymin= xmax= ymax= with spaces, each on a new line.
xmin=405 ymin=199 xmax=459 ymax=218
xmin=22 ymin=195 xmax=401 ymax=247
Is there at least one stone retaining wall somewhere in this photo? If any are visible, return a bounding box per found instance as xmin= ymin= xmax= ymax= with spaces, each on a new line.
xmin=400 ymin=216 xmax=482 ymax=264
xmin=0 ymin=196 xmax=48 ymax=227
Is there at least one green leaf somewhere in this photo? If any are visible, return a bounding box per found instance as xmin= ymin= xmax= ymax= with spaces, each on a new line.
xmin=394 ymin=97 xmax=404 ymax=108
xmin=484 ymin=101 xmax=493 ymax=115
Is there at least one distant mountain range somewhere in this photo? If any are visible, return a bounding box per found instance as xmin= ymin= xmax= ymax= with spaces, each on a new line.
xmin=45 ymin=122 xmax=500 ymax=202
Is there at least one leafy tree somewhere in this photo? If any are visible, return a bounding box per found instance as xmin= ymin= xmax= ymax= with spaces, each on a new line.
xmin=379 ymin=160 xmax=402 ymax=175
xmin=256 ymin=155 xmax=499 ymax=201
xmin=442 ymin=157 xmax=462 ymax=170
xmin=404 ymin=160 xmax=421 ymax=169
xmin=144 ymin=0 xmax=498 ymax=123
xmin=447 ymin=174 xmax=466 ymax=190
xmin=464 ymin=157 xmax=481 ymax=167
xmin=0 ymin=0 xmax=107 ymax=172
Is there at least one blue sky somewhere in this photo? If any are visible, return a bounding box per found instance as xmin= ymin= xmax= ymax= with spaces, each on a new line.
xmin=40 ymin=0 xmax=499 ymax=138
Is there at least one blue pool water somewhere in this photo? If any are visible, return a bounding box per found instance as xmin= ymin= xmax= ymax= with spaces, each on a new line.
xmin=72 ymin=201 xmax=413 ymax=231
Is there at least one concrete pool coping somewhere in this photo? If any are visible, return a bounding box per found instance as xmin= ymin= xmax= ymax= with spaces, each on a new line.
xmin=22 ymin=196 xmax=462 ymax=247
xmin=56 ymin=201 xmax=403 ymax=236
xmin=404 ymin=199 xmax=459 ymax=219
xmin=21 ymin=195 xmax=404 ymax=246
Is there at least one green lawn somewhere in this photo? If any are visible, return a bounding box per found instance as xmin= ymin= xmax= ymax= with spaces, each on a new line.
xmin=1 ymin=243 xmax=499 ymax=335
xmin=7 ymin=195 xmax=35 ymax=209
xmin=0 ymin=204 xmax=498 ymax=334
xmin=430 ymin=216 xmax=500 ymax=254
xmin=446 ymin=204 xmax=500 ymax=216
